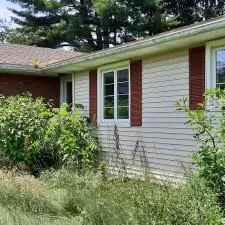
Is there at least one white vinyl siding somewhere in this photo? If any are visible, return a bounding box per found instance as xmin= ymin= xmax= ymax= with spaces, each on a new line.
xmin=73 ymin=50 xmax=196 ymax=179
xmin=73 ymin=70 xmax=89 ymax=115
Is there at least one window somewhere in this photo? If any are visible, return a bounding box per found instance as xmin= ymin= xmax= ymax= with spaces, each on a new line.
xmin=102 ymin=68 xmax=129 ymax=121
xmin=215 ymin=49 xmax=225 ymax=89
xmin=66 ymin=81 xmax=73 ymax=105
xmin=60 ymin=77 xmax=72 ymax=105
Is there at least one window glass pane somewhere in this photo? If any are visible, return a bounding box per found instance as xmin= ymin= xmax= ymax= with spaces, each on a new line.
xmin=104 ymin=84 xmax=114 ymax=96
xmin=104 ymin=107 xmax=114 ymax=119
xmin=118 ymin=107 xmax=129 ymax=119
xmin=118 ymin=69 xmax=128 ymax=82
xmin=104 ymin=96 xmax=114 ymax=108
xmin=118 ymin=94 xmax=128 ymax=107
xmin=118 ymin=82 xmax=128 ymax=95
xmin=217 ymin=67 xmax=225 ymax=84
xmin=104 ymin=72 xmax=114 ymax=84
xmin=216 ymin=50 xmax=225 ymax=68
xmin=117 ymin=68 xmax=129 ymax=119
xmin=216 ymin=50 xmax=225 ymax=89
xmin=102 ymin=68 xmax=129 ymax=120
xmin=218 ymin=83 xmax=225 ymax=90
xmin=104 ymin=71 xmax=114 ymax=119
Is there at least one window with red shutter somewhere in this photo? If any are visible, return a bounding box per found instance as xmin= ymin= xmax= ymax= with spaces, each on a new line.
xmin=95 ymin=60 xmax=142 ymax=126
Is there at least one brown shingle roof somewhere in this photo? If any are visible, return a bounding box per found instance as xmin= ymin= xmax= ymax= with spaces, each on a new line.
xmin=0 ymin=42 xmax=87 ymax=68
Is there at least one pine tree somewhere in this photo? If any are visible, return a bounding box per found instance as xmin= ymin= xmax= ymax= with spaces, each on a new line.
xmin=163 ymin=0 xmax=225 ymax=26
xmin=4 ymin=0 xmax=170 ymax=51
xmin=200 ymin=0 xmax=225 ymax=19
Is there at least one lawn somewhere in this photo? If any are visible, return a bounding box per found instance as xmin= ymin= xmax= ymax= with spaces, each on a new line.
xmin=0 ymin=169 xmax=223 ymax=225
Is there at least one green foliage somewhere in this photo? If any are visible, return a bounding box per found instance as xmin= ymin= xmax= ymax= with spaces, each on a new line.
xmin=0 ymin=170 xmax=82 ymax=224
xmin=0 ymin=170 xmax=220 ymax=224
xmin=4 ymin=0 xmax=173 ymax=51
xmin=4 ymin=0 xmax=225 ymax=51
xmin=44 ymin=104 xmax=100 ymax=170
xmin=177 ymin=89 xmax=225 ymax=198
xmin=163 ymin=0 xmax=225 ymax=26
xmin=0 ymin=168 xmax=222 ymax=225
xmin=0 ymin=94 xmax=53 ymax=169
xmin=0 ymin=94 xmax=100 ymax=174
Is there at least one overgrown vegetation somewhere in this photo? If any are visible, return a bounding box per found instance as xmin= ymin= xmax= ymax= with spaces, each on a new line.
xmin=1 ymin=93 xmax=225 ymax=224
xmin=44 ymin=104 xmax=99 ymax=171
xmin=177 ymin=89 xmax=225 ymax=201
xmin=0 ymin=94 xmax=100 ymax=175
xmin=0 ymin=169 xmax=223 ymax=225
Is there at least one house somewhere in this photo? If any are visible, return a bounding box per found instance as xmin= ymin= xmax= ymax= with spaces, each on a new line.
xmin=0 ymin=43 xmax=86 ymax=106
xmin=2 ymin=16 xmax=225 ymax=178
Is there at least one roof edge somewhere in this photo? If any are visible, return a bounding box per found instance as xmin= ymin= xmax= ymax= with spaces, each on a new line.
xmin=0 ymin=64 xmax=54 ymax=75
xmin=43 ymin=15 xmax=225 ymax=72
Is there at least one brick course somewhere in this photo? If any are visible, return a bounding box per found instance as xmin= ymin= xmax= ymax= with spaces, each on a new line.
xmin=0 ymin=73 xmax=60 ymax=106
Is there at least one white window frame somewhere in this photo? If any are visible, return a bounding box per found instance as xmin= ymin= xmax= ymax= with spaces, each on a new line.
xmin=205 ymin=38 xmax=225 ymax=110
xmin=213 ymin=46 xmax=225 ymax=89
xmin=97 ymin=61 xmax=130 ymax=125
xmin=60 ymin=76 xmax=72 ymax=105
xmin=206 ymin=38 xmax=225 ymax=90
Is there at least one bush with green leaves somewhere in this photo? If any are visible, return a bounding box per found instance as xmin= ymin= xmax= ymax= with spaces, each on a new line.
xmin=0 ymin=94 xmax=100 ymax=174
xmin=177 ymin=89 xmax=225 ymax=199
xmin=0 ymin=94 xmax=53 ymax=171
xmin=44 ymin=104 xmax=100 ymax=170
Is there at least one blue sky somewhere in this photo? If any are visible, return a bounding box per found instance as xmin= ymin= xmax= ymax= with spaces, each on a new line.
xmin=0 ymin=0 xmax=20 ymax=24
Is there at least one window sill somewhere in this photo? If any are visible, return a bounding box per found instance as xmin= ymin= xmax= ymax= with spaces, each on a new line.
xmin=98 ymin=120 xmax=131 ymax=128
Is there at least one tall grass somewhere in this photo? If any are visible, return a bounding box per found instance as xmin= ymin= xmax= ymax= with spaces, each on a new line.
xmin=0 ymin=169 xmax=223 ymax=225
xmin=42 ymin=170 xmax=223 ymax=225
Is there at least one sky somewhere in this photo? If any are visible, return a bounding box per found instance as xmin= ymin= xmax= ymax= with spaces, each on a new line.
xmin=0 ymin=0 xmax=20 ymax=26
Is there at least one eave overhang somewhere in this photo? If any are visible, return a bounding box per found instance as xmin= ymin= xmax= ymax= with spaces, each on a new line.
xmin=43 ymin=16 xmax=225 ymax=73
xmin=2 ymin=16 xmax=225 ymax=75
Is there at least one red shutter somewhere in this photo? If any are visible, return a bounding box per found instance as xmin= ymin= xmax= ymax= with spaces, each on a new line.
xmin=130 ymin=60 xmax=142 ymax=126
xmin=89 ymin=70 xmax=97 ymax=122
xmin=189 ymin=46 xmax=205 ymax=110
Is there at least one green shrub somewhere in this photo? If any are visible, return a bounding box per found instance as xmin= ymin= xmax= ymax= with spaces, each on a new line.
xmin=0 ymin=94 xmax=53 ymax=170
xmin=44 ymin=104 xmax=100 ymax=170
xmin=0 ymin=94 xmax=100 ymax=174
xmin=177 ymin=89 xmax=225 ymax=199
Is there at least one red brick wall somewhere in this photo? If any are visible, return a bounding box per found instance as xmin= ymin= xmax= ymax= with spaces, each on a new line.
xmin=0 ymin=73 xmax=60 ymax=106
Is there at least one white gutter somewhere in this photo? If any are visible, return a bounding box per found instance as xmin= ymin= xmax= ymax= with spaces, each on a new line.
xmin=0 ymin=64 xmax=56 ymax=75
xmin=43 ymin=15 xmax=225 ymax=72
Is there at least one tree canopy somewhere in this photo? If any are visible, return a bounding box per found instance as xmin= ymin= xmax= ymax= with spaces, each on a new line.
xmin=2 ymin=0 xmax=225 ymax=52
